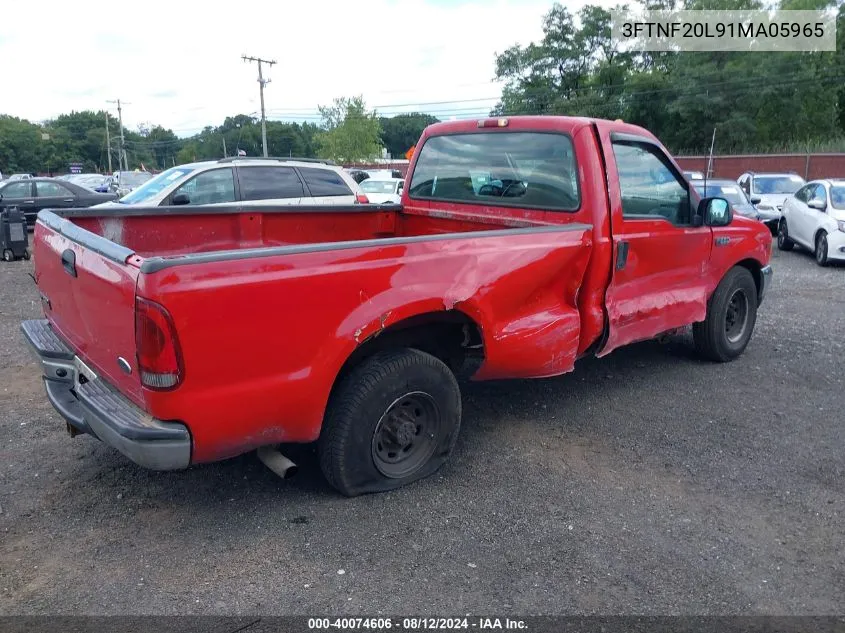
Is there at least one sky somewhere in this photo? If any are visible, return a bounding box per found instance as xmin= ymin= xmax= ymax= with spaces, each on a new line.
xmin=0 ymin=0 xmax=615 ymax=138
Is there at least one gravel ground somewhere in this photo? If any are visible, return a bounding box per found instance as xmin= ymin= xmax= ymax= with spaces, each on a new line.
xmin=0 ymin=245 xmax=843 ymax=616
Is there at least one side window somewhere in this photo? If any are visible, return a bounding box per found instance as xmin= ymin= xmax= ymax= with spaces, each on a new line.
xmin=1 ymin=182 xmax=33 ymax=198
xmin=172 ymin=168 xmax=236 ymax=205
xmin=238 ymin=167 xmax=304 ymax=201
xmin=36 ymin=182 xmax=72 ymax=198
xmin=811 ymin=183 xmax=827 ymax=203
xmin=794 ymin=184 xmax=812 ymax=203
xmin=299 ymin=167 xmax=353 ymax=197
xmin=611 ymin=142 xmax=692 ymax=225
xmin=238 ymin=167 xmax=305 ymax=202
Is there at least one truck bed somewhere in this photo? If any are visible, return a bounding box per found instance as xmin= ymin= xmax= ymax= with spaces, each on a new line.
xmin=46 ymin=204 xmax=552 ymax=260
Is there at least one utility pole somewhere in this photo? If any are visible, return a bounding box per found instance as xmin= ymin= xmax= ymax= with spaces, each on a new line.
xmin=222 ymin=135 xmax=227 ymax=158
xmin=242 ymin=55 xmax=276 ymax=157
xmin=104 ymin=111 xmax=112 ymax=173
xmin=107 ymin=99 xmax=129 ymax=170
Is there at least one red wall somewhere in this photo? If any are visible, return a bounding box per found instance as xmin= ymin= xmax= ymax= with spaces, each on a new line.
xmin=674 ymin=154 xmax=845 ymax=181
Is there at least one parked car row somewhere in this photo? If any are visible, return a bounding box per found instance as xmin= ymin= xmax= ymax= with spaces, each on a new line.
xmin=57 ymin=170 xmax=154 ymax=197
xmin=691 ymin=169 xmax=845 ymax=266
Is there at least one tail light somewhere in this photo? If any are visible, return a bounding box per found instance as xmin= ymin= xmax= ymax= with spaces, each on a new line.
xmin=356 ymin=193 xmax=370 ymax=204
xmin=135 ymin=298 xmax=184 ymax=390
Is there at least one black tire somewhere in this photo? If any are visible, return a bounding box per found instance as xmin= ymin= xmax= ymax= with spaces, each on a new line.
xmin=2 ymin=249 xmax=12 ymax=262
xmin=318 ymin=348 xmax=461 ymax=497
xmin=693 ymin=266 xmax=758 ymax=362
xmin=22 ymin=250 xmax=30 ymax=261
xmin=815 ymin=231 xmax=829 ymax=267
xmin=777 ymin=219 xmax=794 ymax=251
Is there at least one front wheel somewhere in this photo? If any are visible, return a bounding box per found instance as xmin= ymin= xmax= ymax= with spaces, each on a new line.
xmin=777 ymin=219 xmax=794 ymax=251
xmin=815 ymin=231 xmax=829 ymax=267
xmin=693 ymin=267 xmax=758 ymax=362
xmin=2 ymin=249 xmax=12 ymax=262
xmin=318 ymin=348 xmax=462 ymax=497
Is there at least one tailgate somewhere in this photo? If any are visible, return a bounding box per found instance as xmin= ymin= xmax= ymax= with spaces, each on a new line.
xmin=33 ymin=214 xmax=144 ymax=405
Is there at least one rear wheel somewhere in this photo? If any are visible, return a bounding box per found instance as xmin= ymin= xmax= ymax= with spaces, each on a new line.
xmin=318 ymin=348 xmax=461 ymax=497
xmin=815 ymin=231 xmax=829 ymax=267
xmin=693 ymin=267 xmax=758 ymax=362
xmin=777 ymin=219 xmax=794 ymax=251
xmin=22 ymin=250 xmax=30 ymax=261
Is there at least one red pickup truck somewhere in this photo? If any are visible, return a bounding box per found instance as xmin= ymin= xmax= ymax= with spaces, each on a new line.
xmin=22 ymin=116 xmax=773 ymax=496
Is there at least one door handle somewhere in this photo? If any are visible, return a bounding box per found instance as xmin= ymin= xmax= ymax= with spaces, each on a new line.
xmin=61 ymin=249 xmax=77 ymax=277
xmin=23 ymin=200 xmax=35 ymax=204
xmin=616 ymin=241 xmax=630 ymax=271
xmin=63 ymin=198 xmax=74 ymax=203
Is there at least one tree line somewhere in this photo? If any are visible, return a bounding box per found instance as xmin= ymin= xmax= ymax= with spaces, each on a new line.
xmin=0 ymin=104 xmax=437 ymax=175
xmin=492 ymin=0 xmax=845 ymax=154
xmin=3 ymin=0 xmax=843 ymax=176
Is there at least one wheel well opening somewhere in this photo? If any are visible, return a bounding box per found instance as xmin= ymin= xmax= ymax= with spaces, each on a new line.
xmin=334 ymin=311 xmax=484 ymax=389
xmin=736 ymin=259 xmax=762 ymax=296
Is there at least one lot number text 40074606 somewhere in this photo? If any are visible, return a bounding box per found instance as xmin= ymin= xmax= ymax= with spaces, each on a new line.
xmin=307 ymin=617 xmax=528 ymax=630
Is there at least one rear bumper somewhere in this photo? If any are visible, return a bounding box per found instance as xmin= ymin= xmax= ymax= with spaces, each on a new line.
xmin=20 ymin=319 xmax=191 ymax=470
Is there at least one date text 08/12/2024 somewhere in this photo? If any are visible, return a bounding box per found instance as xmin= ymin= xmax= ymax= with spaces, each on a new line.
xmin=307 ymin=618 xmax=528 ymax=630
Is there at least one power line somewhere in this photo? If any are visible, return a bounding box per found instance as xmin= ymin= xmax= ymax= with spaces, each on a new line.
xmin=242 ymin=54 xmax=276 ymax=157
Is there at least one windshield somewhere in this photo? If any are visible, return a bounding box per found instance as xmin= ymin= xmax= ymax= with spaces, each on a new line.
xmin=360 ymin=180 xmax=398 ymax=194
xmin=119 ymin=167 xmax=193 ymax=204
xmin=752 ymin=175 xmax=804 ymax=195
xmin=66 ymin=174 xmax=108 ymax=189
xmin=694 ymin=183 xmax=751 ymax=207
xmin=120 ymin=172 xmax=153 ymax=187
xmin=830 ymin=186 xmax=845 ymax=210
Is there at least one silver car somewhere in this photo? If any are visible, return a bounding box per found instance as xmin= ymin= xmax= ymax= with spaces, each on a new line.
xmin=98 ymin=157 xmax=367 ymax=208
xmin=737 ymin=172 xmax=806 ymax=233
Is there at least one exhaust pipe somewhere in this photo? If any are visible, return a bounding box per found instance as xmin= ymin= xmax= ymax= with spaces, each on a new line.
xmin=257 ymin=446 xmax=299 ymax=479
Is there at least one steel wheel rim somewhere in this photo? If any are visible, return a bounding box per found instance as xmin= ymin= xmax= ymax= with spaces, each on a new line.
xmin=725 ymin=288 xmax=749 ymax=344
xmin=372 ymin=391 xmax=441 ymax=479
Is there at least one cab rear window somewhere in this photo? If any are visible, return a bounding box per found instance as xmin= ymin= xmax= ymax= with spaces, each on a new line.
xmin=407 ymin=132 xmax=579 ymax=211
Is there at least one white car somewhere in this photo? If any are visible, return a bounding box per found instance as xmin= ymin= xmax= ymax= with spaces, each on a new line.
xmin=778 ymin=178 xmax=845 ymax=266
xmin=358 ymin=177 xmax=404 ymax=204
xmin=737 ymin=172 xmax=805 ymax=228
xmin=96 ymin=157 xmax=367 ymax=208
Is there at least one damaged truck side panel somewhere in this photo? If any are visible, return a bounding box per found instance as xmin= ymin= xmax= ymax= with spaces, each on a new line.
xmin=138 ymin=223 xmax=593 ymax=464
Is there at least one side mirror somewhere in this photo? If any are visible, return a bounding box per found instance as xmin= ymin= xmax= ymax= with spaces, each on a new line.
xmin=171 ymin=192 xmax=190 ymax=205
xmin=750 ymin=196 xmax=761 ymax=204
xmin=699 ymin=197 xmax=732 ymax=226
xmin=808 ymin=198 xmax=827 ymax=211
